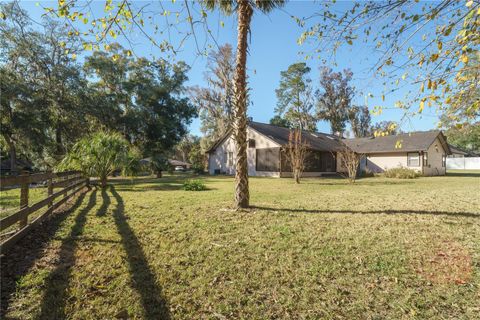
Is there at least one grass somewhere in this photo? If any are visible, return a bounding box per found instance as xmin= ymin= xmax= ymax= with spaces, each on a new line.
xmin=1 ymin=171 xmax=479 ymax=319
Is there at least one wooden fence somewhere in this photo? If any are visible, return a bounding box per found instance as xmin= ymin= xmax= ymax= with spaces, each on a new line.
xmin=0 ymin=170 xmax=88 ymax=253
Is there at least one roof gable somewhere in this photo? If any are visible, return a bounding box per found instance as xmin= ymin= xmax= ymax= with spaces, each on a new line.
xmin=248 ymin=122 xmax=344 ymax=152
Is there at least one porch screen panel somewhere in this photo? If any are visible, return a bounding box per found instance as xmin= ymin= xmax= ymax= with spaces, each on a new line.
xmin=256 ymin=148 xmax=280 ymax=172
xmin=304 ymin=150 xmax=322 ymax=172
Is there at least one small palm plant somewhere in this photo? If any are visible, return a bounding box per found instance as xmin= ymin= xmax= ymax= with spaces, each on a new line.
xmin=59 ymin=131 xmax=134 ymax=188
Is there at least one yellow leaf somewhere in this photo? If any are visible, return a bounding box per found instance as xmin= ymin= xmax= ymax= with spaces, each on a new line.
xmin=460 ymin=54 xmax=468 ymax=63
xmin=419 ymin=100 xmax=425 ymax=113
xmin=466 ymin=0 xmax=473 ymax=7
xmin=71 ymin=53 xmax=77 ymax=60
xmin=437 ymin=41 xmax=442 ymax=50
xmin=420 ymin=82 xmax=425 ymax=93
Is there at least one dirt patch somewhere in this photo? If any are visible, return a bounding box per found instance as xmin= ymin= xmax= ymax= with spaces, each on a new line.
xmin=413 ymin=239 xmax=472 ymax=285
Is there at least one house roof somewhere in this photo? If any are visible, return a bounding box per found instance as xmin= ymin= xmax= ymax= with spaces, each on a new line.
xmin=206 ymin=121 xmax=451 ymax=155
xmin=206 ymin=129 xmax=233 ymax=154
xmin=344 ymin=130 xmax=452 ymax=154
xmin=248 ymin=122 xmax=344 ymax=152
xmin=169 ymin=159 xmax=191 ymax=166
xmin=448 ymin=144 xmax=478 ymax=156
xmin=206 ymin=122 xmax=344 ymax=153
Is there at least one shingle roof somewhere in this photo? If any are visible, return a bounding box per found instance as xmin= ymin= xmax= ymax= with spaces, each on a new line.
xmin=248 ymin=122 xmax=345 ymax=152
xmin=448 ymin=144 xmax=478 ymax=156
xmin=206 ymin=121 xmax=451 ymax=155
xmin=344 ymin=130 xmax=451 ymax=154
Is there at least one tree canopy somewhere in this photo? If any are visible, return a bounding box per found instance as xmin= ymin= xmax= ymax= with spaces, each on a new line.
xmin=275 ymin=62 xmax=316 ymax=131
xmin=0 ymin=3 xmax=196 ymax=172
xmin=296 ymin=0 xmax=479 ymax=126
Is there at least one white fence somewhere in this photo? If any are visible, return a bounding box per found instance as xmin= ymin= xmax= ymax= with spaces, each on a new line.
xmin=446 ymin=157 xmax=480 ymax=170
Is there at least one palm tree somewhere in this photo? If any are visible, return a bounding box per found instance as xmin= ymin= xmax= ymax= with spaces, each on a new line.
xmin=204 ymin=0 xmax=285 ymax=209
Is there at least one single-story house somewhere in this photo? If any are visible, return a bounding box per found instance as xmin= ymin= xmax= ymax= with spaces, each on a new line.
xmin=448 ymin=144 xmax=478 ymax=158
xmin=206 ymin=121 xmax=451 ymax=177
xmin=345 ymin=130 xmax=451 ymax=176
xmin=139 ymin=158 xmax=191 ymax=170
xmin=168 ymin=159 xmax=191 ymax=170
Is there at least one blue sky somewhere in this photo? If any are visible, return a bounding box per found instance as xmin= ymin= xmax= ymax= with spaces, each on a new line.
xmin=16 ymin=1 xmax=444 ymax=136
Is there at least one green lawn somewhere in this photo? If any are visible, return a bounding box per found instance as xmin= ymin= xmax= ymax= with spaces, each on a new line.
xmin=1 ymin=172 xmax=479 ymax=319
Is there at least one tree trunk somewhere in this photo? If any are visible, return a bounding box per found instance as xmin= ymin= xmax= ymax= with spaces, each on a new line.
xmin=3 ymin=134 xmax=17 ymax=174
xmin=233 ymin=0 xmax=253 ymax=209
xmin=100 ymin=175 xmax=108 ymax=188
xmin=55 ymin=126 xmax=64 ymax=156
xmin=295 ymin=171 xmax=300 ymax=184
xmin=156 ymin=171 xmax=162 ymax=178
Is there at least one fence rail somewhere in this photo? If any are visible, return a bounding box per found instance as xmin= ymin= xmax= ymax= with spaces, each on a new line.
xmin=0 ymin=170 xmax=88 ymax=253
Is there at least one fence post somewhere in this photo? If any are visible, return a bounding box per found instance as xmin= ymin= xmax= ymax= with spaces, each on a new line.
xmin=47 ymin=170 xmax=53 ymax=210
xmin=64 ymin=173 xmax=69 ymax=198
xmin=19 ymin=170 xmax=29 ymax=229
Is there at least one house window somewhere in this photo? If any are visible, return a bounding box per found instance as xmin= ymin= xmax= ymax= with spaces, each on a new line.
xmin=423 ymin=152 xmax=428 ymax=166
xmin=407 ymin=152 xmax=420 ymax=167
xmin=248 ymin=139 xmax=256 ymax=148
xmin=223 ymin=152 xmax=227 ymax=167
xmin=256 ymin=148 xmax=280 ymax=172
xmin=442 ymin=154 xmax=446 ymax=167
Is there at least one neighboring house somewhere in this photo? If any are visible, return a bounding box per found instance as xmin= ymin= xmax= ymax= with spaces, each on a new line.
xmin=0 ymin=158 xmax=33 ymax=175
xmin=206 ymin=121 xmax=452 ymax=177
xmin=139 ymin=158 xmax=191 ymax=170
xmin=345 ymin=131 xmax=451 ymax=176
xmin=448 ymin=144 xmax=478 ymax=158
xmin=168 ymin=159 xmax=191 ymax=170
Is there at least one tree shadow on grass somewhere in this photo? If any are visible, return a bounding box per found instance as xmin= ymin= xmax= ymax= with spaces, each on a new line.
xmin=0 ymin=187 xmax=90 ymax=317
xmin=446 ymin=171 xmax=480 ymax=177
xmin=250 ymin=206 xmax=479 ymax=219
xmin=110 ymin=186 xmax=170 ymax=319
xmin=116 ymin=183 xmax=185 ymax=192
xmin=37 ymin=188 xmax=98 ymax=319
xmin=97 ymin=187 xmax=111 ymax=216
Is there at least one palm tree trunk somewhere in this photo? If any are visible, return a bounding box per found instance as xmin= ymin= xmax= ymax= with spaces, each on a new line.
xmin=233 ymin=0 xmax=253 ymax=209
xmin=100 ymin=175 xmax=108 ymax=188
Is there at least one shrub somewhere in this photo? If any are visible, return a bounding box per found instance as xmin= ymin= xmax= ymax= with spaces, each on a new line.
xmin=359 ymin=167 xmax=375 ymax=178
xmin=384 ymin=167 xmax=421 ymax=179
xmin=58 ymin=131 xmax=132 ymax=188
xmin=183 ymin=179 xmax=207 ymax=191
xmin=191 ymin=164 xmax=205 ymax=174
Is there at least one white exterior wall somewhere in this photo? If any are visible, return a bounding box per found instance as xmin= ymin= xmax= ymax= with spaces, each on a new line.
xmin=423 ymin=137 xmax=447 ymax=176
xmin=365 ymin=152 xmax=422 ymax=173
xmin=208 ymin=127 xmax=281 ymax=176
xmin=364 ymin=137 xmax=448 ymax=176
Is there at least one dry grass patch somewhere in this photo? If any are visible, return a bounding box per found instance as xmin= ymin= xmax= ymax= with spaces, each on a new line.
xmin=413 ymin=239 xmax=473 ymax=285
